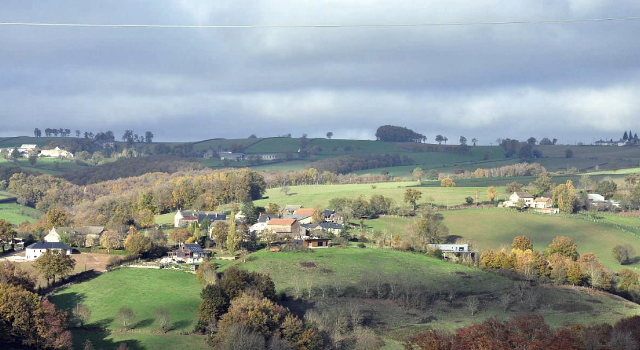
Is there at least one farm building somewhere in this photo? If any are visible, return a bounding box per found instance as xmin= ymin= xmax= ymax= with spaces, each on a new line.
xmin=266 ymin=218 xmax=302 ymax=238
xmin=167 ymin=243 xmax=207 ymax=263
xmin=174 ymin=210 xmax=226 ymax=228
xmin=25 ymin=242 xmax=72 ymax=261
xmin=302 ymin=238 xmax=331 ymax=249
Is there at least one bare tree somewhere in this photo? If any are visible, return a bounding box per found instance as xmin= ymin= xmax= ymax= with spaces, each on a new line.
xmin=609 ymin=330 xmax=638 ymax=350
xmin=499 ymin=292 xmax=512 ymax=313
xmin=515 ymin=281 xmax=528 ymax=302
xmin=466 ymin=296 xmax=480 ymax=316
xmin=116 ymin=306 xmax=136 ymax=329
xmin=354 ymin=327 xmax=385 ymax=350
xmin=525 ymin=287 xmax=541 ymax=311
xmin=306 ymin=276 xmax=314 ymax=298
xmin=331 ymin=278 xmax=344 ymax=297
xmin=291 ymin=275 xmax=302 ymax=299
xmin=216 ymin=323 xmax=265 ymax=350
xmin=73 ymin=303 xmax=91 ymax=327
xmin=156 ymin=308 xmax=171 ymax=333
xmin=348 ymin=302 xmax=363 ymax=329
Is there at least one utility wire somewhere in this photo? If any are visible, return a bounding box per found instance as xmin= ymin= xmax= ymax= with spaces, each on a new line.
xmin=1 ymin=16 xmax=640 ymax=29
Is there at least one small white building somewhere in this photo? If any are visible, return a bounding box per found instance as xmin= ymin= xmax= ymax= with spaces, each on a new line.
xmin=25 ymin=242 xmax=72 ymax=261
xmin=39 ymin=147 xmax=74 ymax=159
xmin=504 ymin=192 xmax=535 ymax=207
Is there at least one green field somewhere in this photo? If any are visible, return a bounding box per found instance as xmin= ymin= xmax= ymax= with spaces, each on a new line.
xmin=225 ymin=247 xmax=640 ymax=332
xmin=0 ymin=202 xmax=41 ymax=224
xmin=362 ymin=209 xmax=640 ymax=272
xmin=254 ymin=182 xmax=504 ymax=209
xmin=192 ymin=137 xmax=263 ymax=152
xmin=0 ymin=156 xmax=83 ymax=175
xmin=49 ymin=247 xmax=640 ymax=349
xmin=50 ymin=268 xmax=209 ymax=350
xmin=0 ymin=136 xmax=77 ymax=148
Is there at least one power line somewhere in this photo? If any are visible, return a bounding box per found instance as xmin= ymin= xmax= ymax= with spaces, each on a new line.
xmin=1 ymin=16 xmax=640 ymax=29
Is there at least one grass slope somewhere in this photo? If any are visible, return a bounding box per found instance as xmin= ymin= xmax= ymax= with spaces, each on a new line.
xmin=254 ymin=182 xmax=503 ymax=209
xmin=0 ymin=202 xmax=41 ymax=224
xmin=51 ymin=268 xmax=206 ymax=350
xmin=227 ymin=247 xmax=640 ymax=332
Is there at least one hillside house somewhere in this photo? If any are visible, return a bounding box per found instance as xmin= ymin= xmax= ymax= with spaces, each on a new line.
xmin=302 ymin=222 xmax=343 ymax=235
xmin=25 ymin=242 xmax=72 ymax=261
xmin=428 ymin=243 xmax=475 ymax=260
xmin=321 ymin=210 xmax=340 ymax=222
xmin=266 ymin=218 xmax=301 ymax=239
xmin=532 ymin=197 xmax=552 ymax=209
xmin=219 ymin=152 xmax=245 ymax=161
xmin=284 ymin=214 xmax=313 ymax=225
xmin=39 ymin=147 xmax=73 ymax=159
xmin=282 ymin=205 xmax=302 ymax=216
xmin=174 ymin=210 xmax=226 ymax=228
xmin=46 ymin=226 xmax=105 ymax=247
xmin=504 ymin=192 xmax=535 ymax=207
xmin=258 ymin=153 xmax=279 ymax=161
xmin=168 ymin=243 xmax=207 ymax=263
xmin=250 ymin=213 xmax=280 ymax=233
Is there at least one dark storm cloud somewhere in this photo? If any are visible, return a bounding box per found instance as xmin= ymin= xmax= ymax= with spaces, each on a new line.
xmin=2 ymin=0 xmax=640 ymax=143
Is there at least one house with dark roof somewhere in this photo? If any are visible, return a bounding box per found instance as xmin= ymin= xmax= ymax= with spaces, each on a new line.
xmin=26 ymin=242 xmax=72 ymax=261
xmin=168 ymin=243 xmax=207 ymax=263
xmin=174 ymin=210 xmax=226 ymax=228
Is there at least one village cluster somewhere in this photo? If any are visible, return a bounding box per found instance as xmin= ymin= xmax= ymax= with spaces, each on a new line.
xmin=0 ymin=144 xmax=74 ymax=159
xmin=501 ymin=191 xmax=619 ymax=213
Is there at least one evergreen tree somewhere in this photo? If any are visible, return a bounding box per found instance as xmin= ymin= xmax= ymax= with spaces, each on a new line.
xmin=623 ymin=131 xmax=628 ymax=141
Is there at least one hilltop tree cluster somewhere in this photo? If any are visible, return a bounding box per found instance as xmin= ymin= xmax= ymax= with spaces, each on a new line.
xmin=500 ymin=138 xmax=544 ymax=159
xmin=375 ymin=125 xmax=426 ymax=143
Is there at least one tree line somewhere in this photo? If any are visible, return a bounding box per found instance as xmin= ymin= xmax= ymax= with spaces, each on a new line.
xmin=305 ymin=153 xmax=414 ymax=174
xmin=375 ymin=125 xmax=426 ymax=143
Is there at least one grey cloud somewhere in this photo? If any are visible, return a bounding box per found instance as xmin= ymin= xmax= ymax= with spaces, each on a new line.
xmin=2 ymin=0 xmax=640 ymax=143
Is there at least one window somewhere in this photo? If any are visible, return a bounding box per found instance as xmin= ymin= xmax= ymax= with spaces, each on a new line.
xmin=318 ymin=242 xmax=323 ymax=247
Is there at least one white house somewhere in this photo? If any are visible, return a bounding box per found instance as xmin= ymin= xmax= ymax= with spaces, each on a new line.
xmin=25 ymin=242 xmax=72 ymax=261
xmin=504 ymin=192 xmax=535 ymax=207
xmin=174 ymin=210 xmax=226 ymax=228
xmin=39 ymin=147 xmax=74 ymax=159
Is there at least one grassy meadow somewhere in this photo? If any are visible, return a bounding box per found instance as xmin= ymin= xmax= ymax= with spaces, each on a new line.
xmin=362 ymin=209 xmax=640 ymax=272
xmin=50 ymin=268 xmax=209 ymax=350
xmin=254 ymin=182 xmax=505 ymax=209
xmin=0 ymin=202 xmax=41 ymax=224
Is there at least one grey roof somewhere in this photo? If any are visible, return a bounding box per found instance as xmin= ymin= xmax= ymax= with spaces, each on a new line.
xmin=319 ymin=222 xmax=343 ymax=230
xmin=284 ymin=214 xmax=311 ymax=220
xmin=182 ymin=211 xmax=226 ymax=223
xmin=258 ymin=213 xmax=279 ymax=223
xmin=183 ymin=243 xmax=204 ymax=253
xmin=56 ymin=226 xmax=105 ymax=235
xmin=27 ymin=242 xmax=71 ymax=250
xmin=284 ymin=205 xmax=302 ymax=211
xmin=322 ymin=210 xmax=335 ymax=217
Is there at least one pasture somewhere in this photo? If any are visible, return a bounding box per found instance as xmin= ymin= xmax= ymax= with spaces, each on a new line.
xmin=227 ymin=247 xmax=640 ymax=332
xmin=50 ymin=268 xmax=208 ymax=350
xmin=253 ymin=182 xmax=503 ymax=209
xmin=0 ymin=202 xmax=41 ymax=224
xmin=362 ymin=209 xmax=640 ymax=272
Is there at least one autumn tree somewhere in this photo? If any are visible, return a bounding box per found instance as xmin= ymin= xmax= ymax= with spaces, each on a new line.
xmin=227 ymin=211 xmax=240 ymax=254
xmin=487 ymin=186 xmax=498 ymax=203
xmin=265 ymin=203 xmax=280 ymax=215
xmin=533 ymin=172 xmax=553 ymax=196
xmin=412 ymin=167 xmax=424 ymax=184
xmin=0 ymin=219 xmax=17 ymax=252
xmin=169 ymin=228 xmax=191 ymax=244
xmin=552 ymin=180 xmax=578 ymax=213
xmin=440 ymin=178 xmax=455 ymax=187
xmin=505 ymin=182 xmax=523 ymax=193
xmin=100 ymin=230 xmax=121 ymax=252
xmin=45 ymin=208 xmax=71 ymax=230
xmin=124 ymin=232 xmax=152 ymax=257
xmin=404 ymin=188 xmax=422 ymax=211
xmin=411 ymin=212 xmax=449 ymax=248
xmin=547 ymin=236 xmax=579 ymax=260
xmin=0 ymin=261 xmax=36 ymax=291
xmin=512 ymin=236 xmax=533 ymax=251
xmin=595 ymin=180 xmax=618 ymax=200
xmin=34 ymin=250 xmax=76 ymax=285
xmin=196 ymin=259 xmax=219 ymax=286
xmin=618 ymin=268 xmax=639 ymax=292
xmin=210 ymin=221 xmax=229 ymax=252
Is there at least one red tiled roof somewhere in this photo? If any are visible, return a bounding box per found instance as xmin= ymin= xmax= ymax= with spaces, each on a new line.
xmin=293 ymin=208 xmax=315 ymax=216
xmin=267 ymin=218 xmax=296 ymax=226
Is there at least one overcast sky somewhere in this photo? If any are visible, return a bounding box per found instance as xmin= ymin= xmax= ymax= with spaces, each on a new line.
xmin=2 ymin=1 xmax=640 ymax=144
